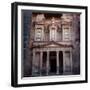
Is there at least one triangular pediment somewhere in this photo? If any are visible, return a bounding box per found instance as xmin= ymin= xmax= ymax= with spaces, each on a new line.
xmin=32 ymin=41 xmax=73 ymax=48
xmin=44 ymin=43 xmax=60 ymax=47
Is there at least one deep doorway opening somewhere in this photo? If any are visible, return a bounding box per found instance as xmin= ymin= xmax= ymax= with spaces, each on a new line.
xmin=59 ymin=51 xmax=63 ymax=74
xmin=49 ymin=51 xmax=56 ymax=74
xmin=42 ymin=52 xmax=47 ymax=75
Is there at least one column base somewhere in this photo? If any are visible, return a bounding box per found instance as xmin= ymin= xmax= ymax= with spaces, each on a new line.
xmin=63 ymin=72 xmax=72 ymax=75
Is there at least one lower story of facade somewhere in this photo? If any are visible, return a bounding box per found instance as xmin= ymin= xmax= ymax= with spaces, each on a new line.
xmin=32 ymin=47 xmax=73 ymax=76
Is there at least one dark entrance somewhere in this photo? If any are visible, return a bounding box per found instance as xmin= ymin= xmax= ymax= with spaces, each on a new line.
xmin=59 ymin=51 xmax=63 ymax=74
xmin=42 ymin=52 xmax=47 ymax=75
xmin=49 ymin=51 xmax=56 ymax=74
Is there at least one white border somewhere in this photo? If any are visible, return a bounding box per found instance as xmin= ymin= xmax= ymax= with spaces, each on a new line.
xmin=18 ymin=5 xmax=86 ymax=84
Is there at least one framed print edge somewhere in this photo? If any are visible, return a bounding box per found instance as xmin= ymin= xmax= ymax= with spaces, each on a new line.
xmin=85 ymin=6 xmax=88 ymax=83
xmin=11 ymin=2 xmax=88 ymax=87
xmin=11 ymin=2 xmax=18 ymax=87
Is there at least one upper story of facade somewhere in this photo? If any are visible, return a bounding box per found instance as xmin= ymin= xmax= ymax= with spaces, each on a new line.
xmin=29 ymin=13 xmax=80 ymax=48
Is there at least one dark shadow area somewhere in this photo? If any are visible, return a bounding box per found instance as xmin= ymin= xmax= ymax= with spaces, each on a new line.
xmin=42 ymin=52 xmax=47 ymax=75
xmin=59 ymin=51 xmax=63 ymax=74
xmin=49 ymin=51 xmax=56 ymax=74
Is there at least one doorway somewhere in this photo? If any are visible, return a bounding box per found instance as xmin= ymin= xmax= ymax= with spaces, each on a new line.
xmin=49 ymin=51 xmax=56 ymax=74
xmin=42 ymin=52 xmax=47 ymax=75
xmin=59 ymin=51 xmax=63 ymax=74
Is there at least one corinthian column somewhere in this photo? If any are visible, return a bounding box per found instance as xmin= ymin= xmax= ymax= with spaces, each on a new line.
xmin=63 ymin=51 xmax=65 ymax=74
xmin=70 ymin=50 xmax=72 ymax=73
xmin=56 ymin=51 xmax=59 ymax=74
xmin=46 ymin=51 xmax=49 ymax=75
xmin=32 ymin=50 xmax=35 ymax=75
xmin=40 ymin=51 xmax=43 ymax=76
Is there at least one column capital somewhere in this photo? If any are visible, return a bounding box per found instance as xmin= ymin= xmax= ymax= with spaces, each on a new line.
xmin=47 ymin=51 xmax=49 ymax=54
xmin=56 ymin=51 xmax=59 ymax=53
xmin=40 ymin=50 xmax=43 ymax=53
xmin=33 ymin=49 xmax=35 ymax=53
